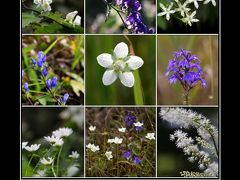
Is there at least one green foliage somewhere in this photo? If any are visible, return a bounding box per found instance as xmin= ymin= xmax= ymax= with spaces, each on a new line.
xmin=22 ymin=12 xmax=42 ymax=28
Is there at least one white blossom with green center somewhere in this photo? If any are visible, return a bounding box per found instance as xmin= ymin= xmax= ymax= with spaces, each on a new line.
xmin=97 ymin=42 xmax=144 ymax=87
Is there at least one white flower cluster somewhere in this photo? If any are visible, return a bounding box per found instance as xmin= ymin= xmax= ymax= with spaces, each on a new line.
xmin=157 ymin=0 xmax=216 ymax=26
xmin=34 ymin=0 xmax=52 ymax=12
xmin=86 ymin=143 xmax=100 ymax=152
xmin=107 ymin=137 xmax=123 ymax=144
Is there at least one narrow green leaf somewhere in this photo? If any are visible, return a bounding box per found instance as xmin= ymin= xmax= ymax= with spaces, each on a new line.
xmin=44 ymin=37 xmax=61 ymax=54
xmin=133 ymin=70 xmax=144 ymax=105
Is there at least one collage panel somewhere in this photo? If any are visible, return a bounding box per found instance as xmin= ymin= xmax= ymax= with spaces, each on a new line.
xmin=85 ymin=35 xmax=156 ymax=105
xmin=157 ymin=35 xmax=218 ymax=105
xmin=22 ymin=107 xmax=84 ymax=177
xmin=22 ymin=0 xmax=84 ymax=34
xmin=86 ymin=0 xmax=156 ymax=34
xmin=85 ymin=107 xmax=156 ymax=177
xmin=157 ymin=107 xmax=219 ymax=177
xmin=22 ymin=35 xmax=84 ymax=105
xmin=157 ymin=0 xmax=219 ymax=33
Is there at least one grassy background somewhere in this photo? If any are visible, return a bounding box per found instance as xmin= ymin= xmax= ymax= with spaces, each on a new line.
xmin=86 ymin=35 xmax=156 ymax=105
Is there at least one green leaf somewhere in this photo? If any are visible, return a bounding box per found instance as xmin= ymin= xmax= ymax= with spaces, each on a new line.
xmin=70 ymin=80 xmax=84 ymax=96
xmin=22 ymin=12 xmax=42 ymax=28
xmin=72 ymin=36 xmax=84 ymax=70
xmin=133 ymin=70 xmax=144 ymax=105
xmin=34 ymin=23 xmax=63 ymax=34
xmin=38 ymin=97 xmax=47 ymax=105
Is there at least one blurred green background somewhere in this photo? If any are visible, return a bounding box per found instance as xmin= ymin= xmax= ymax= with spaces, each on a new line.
xmin=22 ymin=107 xmax=84 ymax=176
xmin=157 ymin=0 xmax=218 ymax=33
xmin=157 ymin=107 xmax=218 ymax=177
xmin=86 ymin=35 xmax=156 ymax=105
xmin=86 ymin=0 xmax=156 ymax=34
xmin=157 ymin=35 xmax=218 ymax=105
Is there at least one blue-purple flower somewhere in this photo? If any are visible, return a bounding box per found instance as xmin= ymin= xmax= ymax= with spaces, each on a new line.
xmin=31 ymin=51 xmax=46 ymax=68
xmin=46 ymin=76 xmax=58 ymax=89
xmin=165 ymin=49 xmax=207 ymax=91
xmin=59 ymin=93 xmax=69 ymax=104
xmin=42 ymin=67 xmax=48 ymax=77
xmin=23 ymin=82 xmax=29 ymax=92
xmin=133 ymin=121 xmax=144 ymax=131
xmin=133 ymin=156 xmax=141 ymax=164
xmin=123 ymin=151 xmax=131 ymax=159
xmin=124 ymin=111 xmax=136 ymax=126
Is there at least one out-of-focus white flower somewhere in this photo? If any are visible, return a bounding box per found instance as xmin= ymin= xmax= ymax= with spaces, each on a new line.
xmin=157 ymin=3 xmax=175 ymax=21
xmin=69 ymin=151 xmax=79 ymax=159
xmin=107 ymin=139 xmax=115 ymax=143
xmin=188 ymin=0 xmax=203 ymax=9
xmin=67 ymin=166 xmax=79 ymax=177
xmin=73 ymin=15 xmax=81 ymax=26
xmin=53 ymin=127 xmax=73 ymax=138
xmin=89 ymin=125 xmax=96 ymax=132
xmin=105 ymin=151 xmax=113 ymax=160
xmin=204 ymin=162 xmax=218 ymax=177
xmin=145 ymin=133 xmax=155 ymax=140
xmin=34 ymin=0 xmax=52 ymax=12
xmin=204 ymin=0 xmax=216 ymax=6
xmin=118 ymin=127 xmax=126 ymax=133
xmin=97 ymin=42 xmax=144 ymax=87
xmin=22 ymin=142 xmax=28 ymax=149
xmin=25 ymin=144 xmax=41 ymax=152
xmin=86 ymin=143 xmax=100 ymax=152
xmin=40 ymin=157 xmax=53 ymax=165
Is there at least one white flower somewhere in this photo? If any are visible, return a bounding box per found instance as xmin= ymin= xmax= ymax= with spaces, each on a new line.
xmin=133 ymin=121 xmax=143 ymax=127
xmin=97 ymin=42 xmax=144 ymax=87
xmin=175 ymin=1 xmax=191 ymax=17
xmin=188 ymin=0 xmax=203 ymax=9
xmin=40 ymin=157 xmax=53 ymax=165
xmin=67 ymin=166 xmax=79 ymax=177
xmin=182 ymin=11 xmax=199 ymax=26
xmin=157 ymin=3 xmax=175 ymax=21
xmin=34 ymin=0 xmax=52 ymax=12
xmin=113 ymin=137 xmax=123 ymax=144
xmin=66 ymin=11 xmax=78 ymax=24
xmin=204 ymin=0 xmax=216 ymax=6
xmin=52 ymin=127 xmax=73 ymax=138
xmin=22 ymin=142 xmax=28 ymax=149
xmin=44 ymin=135 xmax=64 ymax=146
xmin=86 ymin=143 xmax=100 ymax=152
xmin=204 ymin=162 xmax=218 ymax=177
xmin=89 ymin=125 xmax=96 ymax=132
xmin=118 ymin=127 xmax=126 ymax=132
xmin=25 ymin=144 xmax=41 ymax=152
xmin=105 ymin=151 xmax=113 ymax=160
xmin=69 ymin=151 xmax=79 ymax=159
xmin=145 ymin=133 xmax=155 ymax=140
xmin=73 ymin=15 xmax=81 ymax=26
xmin=107 ymin=139 xmax=115 ymax=143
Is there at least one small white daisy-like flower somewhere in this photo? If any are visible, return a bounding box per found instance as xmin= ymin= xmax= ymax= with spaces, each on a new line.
xmin=204 ymin=0 xmax=216 ymax=6
xmin=89 ymin=125 xmax=96 ymax=132
xmin=188 ymin=0 xmax=203 ymax=9
xmin=22 ymin=142 xmax=28 ymax=149
xmin=118 ymin=127 xmax=126 ymax=133
xmin=105 ymin=151 xmax=113 ymax=160
xmin=69 ymin=151 xmax=79 ymax=159
xmin=113 ymin=137 xmax=123 ymax=144
xmin=145 ymin=133 xmax=155 ymax=140
xmin=52 ymin=127 xmax=73 ymax=138
xmin=107 ymin=138 xmax=115 ymax=143
xmin=182 ymin=11 xmax=199 ymax=26
xmin=44 ymin=135 xmax=64 ymax=146
xmin=86 ymin=143 xmax=100 ymax=152
xmin=65 ymin=11 xmax=78 ymax=24
xmin=133 ymin=121 xmax=144 ymax=127
xmin=40 ymin=157 xmax=53 ymax=165
xmin=175 ymin=1 xmax=191 ymax=17
xmin=25 ymin=144 xmax=41 ymax=152
xmin=97 ymin=42 xmax=144 ymax=87
xmin=157 ymin=3 xmax=175 ymax=21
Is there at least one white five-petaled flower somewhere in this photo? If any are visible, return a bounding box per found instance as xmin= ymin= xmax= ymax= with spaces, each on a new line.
xmin=145 ymin=133 xmax=155 ymax=140
xmin=86 ymin=143 xmax=100 ymax=152
xmin=89 ymin=125 xmax=96 ymax=131
xmin=105 ymin=151 xmax=113 ymax=160
xmin=204 ymin=0 xmax=216 ymax=6
xmin=188 ymin=0 xmax=203 ymax=9
xmin=175 ymin=1 xmax=191 ymax=17
xmin=25 ymin=144 xmax=41 ymax=152
xmin=157 ymin=3 xmax=175 ymax=21
xmin=118 ymin=127 xmax=126 ymax=133
xmin=69 ymin=151 xmax=79 ymax=159
xmin=22 ymin=142 xmax=28 ymax=149
xmin=97 ymin=42 xmax=144 ymax=87
xmin=182 ymin=11 xmax=199 ymax=26
xmin=107 ymin=137 xmax=123 ymax=144
xmin=52 ymin=127 xmax=73 ymax=138
xmin=40 ymin=157 xmax=53 ymax=165
xmin=133 ymin=121 xmax=144 ymax=127
xmin=34 ymin=0 xmax=52 ymax=12
xmin=44 ymin=135 xmax=64 ymax=146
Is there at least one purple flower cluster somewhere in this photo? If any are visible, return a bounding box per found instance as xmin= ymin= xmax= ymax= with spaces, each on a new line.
xmin=46 ymin=76 xmax=58 ymax=89
xmin=114 ymin=0 xmax=154 ymax=34
xmin=124 ymin=111 xmax=136 ymax=126
xmin=165 ymin=49 xmax=207 ymax=91
xmin=122 ymin=150 xmax=141 ymax=164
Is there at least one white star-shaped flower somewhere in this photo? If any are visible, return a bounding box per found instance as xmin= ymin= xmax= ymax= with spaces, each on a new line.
xmin=204 ymin=0 xmax=216 ymax=6
xmin=97 ymin=42 xmax=144 ymax=88
xmin=86 ymin=143 xmax=100 ymax=152
xmin=52 ymin=128 xmax=73 ymax=138
xmin=157 ymin=3 xmax=175 ymax=21
xmin=188 ymin=0 xmax=203 ymax=9
xmin=40 ymin=157 xmax=53 ymax=165
xmin=182 ymin=11 xmax=199 ymax=26
xmin=25 ymin=144 xmax=41 ymax=152
xmin=175 ymin=1 xmax=191 ymax=17
xmin=118 ymin=127 xmax=126 ymax=132
xmin=105 ymin=151 xmax=113 ymax=160
xmin=145 ymin=133 xmax=155 ymax=140
xmin=69 ymin=151 xmax=79 ymax=159
xmin=89 ymin=125 xmax=96 ymax=131
xmin=133 ymin=121 xmax=144 ymax=127
xmin=113 ymin=137 xmax=123 ymax=144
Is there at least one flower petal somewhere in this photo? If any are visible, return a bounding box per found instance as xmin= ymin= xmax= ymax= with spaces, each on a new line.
xmin=119 ymin=72 xmax=134 ymax=87
xmin=97 ymin=53 xmax=113 ymax=68
xmin=102 ymin=70 xmax=117 ymax=86
xmin=114 ymin=42 xmax=129 ymax=59
xmin=126 ymin=56 xmax=144 ymax=70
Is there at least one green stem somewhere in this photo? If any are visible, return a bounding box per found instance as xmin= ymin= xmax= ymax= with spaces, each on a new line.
xmin=116 ymin=144 xmax=119 ymax=176
xmin=183 ymin=90 xmax=189 ymax=105
xmin=56 ymin=145 xmax=63 ymax=176
xmin=25 ymin=154 xmax=34 ymax=176
xmin=51 ymin=159 xmax=57 ymax=177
